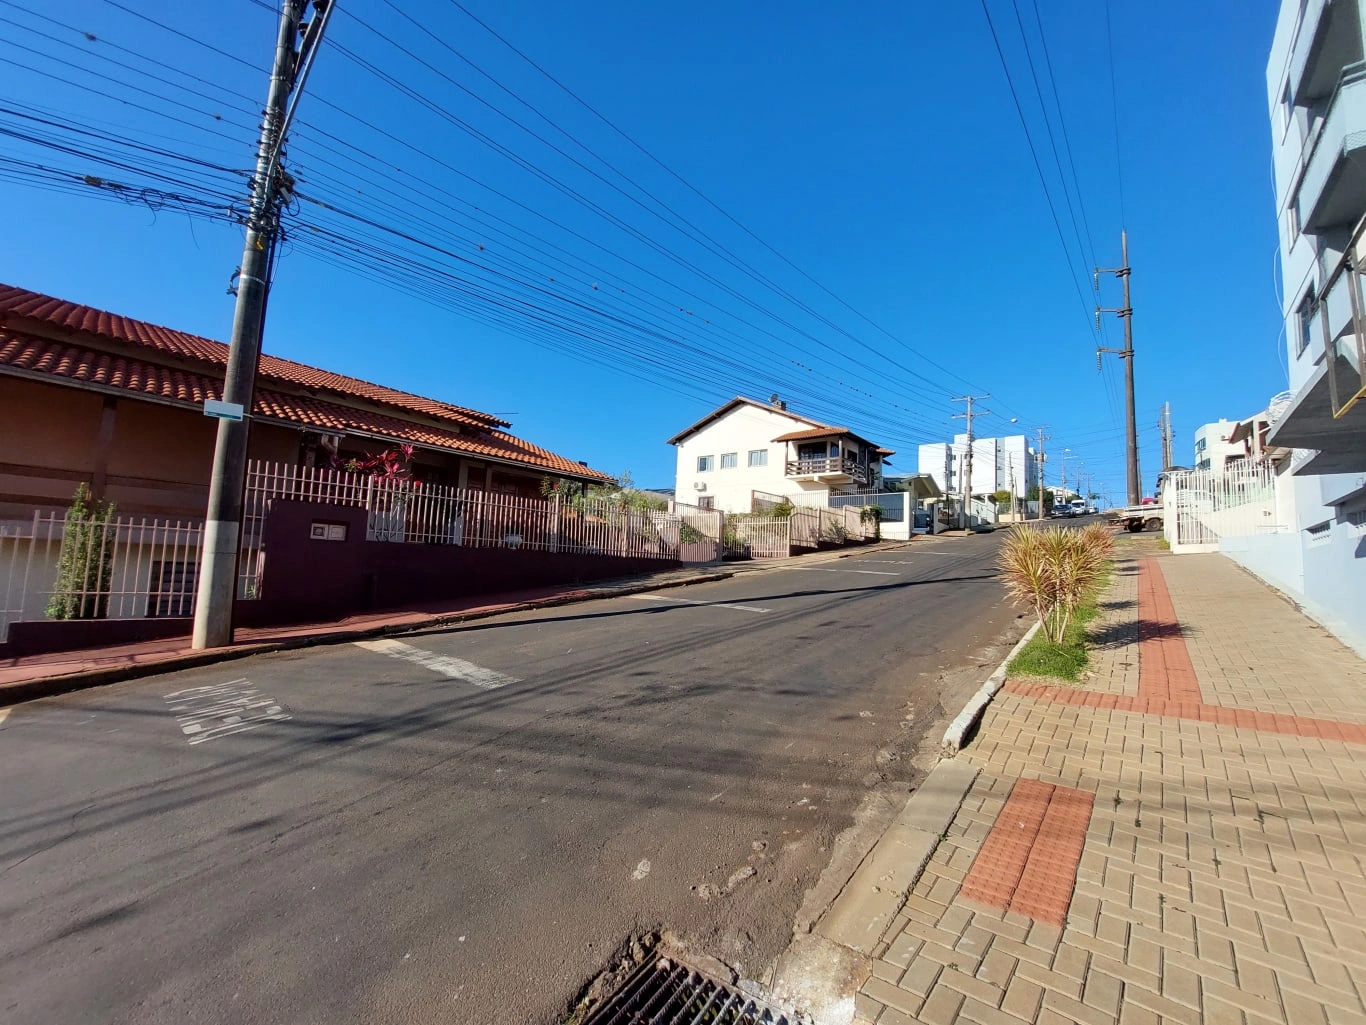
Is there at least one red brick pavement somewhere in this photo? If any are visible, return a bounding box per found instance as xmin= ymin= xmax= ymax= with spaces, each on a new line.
xmin=958 ymin=778 xmax=1095 ymax=927
xmin=1002 ymin=558 xmax=1366 ymax=745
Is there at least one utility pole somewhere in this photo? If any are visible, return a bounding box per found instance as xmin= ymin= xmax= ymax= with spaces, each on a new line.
xmin=1096 ymin=230 xmax=1140 ymax=506
xmin=1159 ymin=401 xmax=1174 ymax=471
xmin=193 ymin=0 xmax=334 ymax=649
xmin=951 ymin=395 xmax=990 ymax=530
xmin=1033 ymin=426 xmax=1050 ymax=521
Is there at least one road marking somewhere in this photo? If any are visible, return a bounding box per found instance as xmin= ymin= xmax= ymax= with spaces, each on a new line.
xmin=353 ymin=639 xmax=517 ymax=689
xmin=0 ymin=708 xmax=10 ymax=728
xmin=164 ymin=680 xmax=291 ymax=745
xmin=625 ymin=594 xmax=770 ymax=613
xmin=790 ymin=567 xmax=900 ymax=576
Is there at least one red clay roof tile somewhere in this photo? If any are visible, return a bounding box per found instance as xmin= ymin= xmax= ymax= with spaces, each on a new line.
xmin=0 ymin=304 xmax=611 ymax=484
xmin=0 ymin=283 xmax=508 ymax=431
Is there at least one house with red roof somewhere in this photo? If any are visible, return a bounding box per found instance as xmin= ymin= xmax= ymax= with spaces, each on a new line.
xmin=0 ymin=282 xmax=610 ymax=521
xmin=0 ymin=284 xmax=684 ymax=648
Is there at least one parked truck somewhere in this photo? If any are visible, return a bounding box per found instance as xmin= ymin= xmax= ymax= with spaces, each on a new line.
xmin=1105 ymin=502 xmax=1163 ymax=533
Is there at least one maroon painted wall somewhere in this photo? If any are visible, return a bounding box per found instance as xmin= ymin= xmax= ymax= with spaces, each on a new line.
xmin=237 ymin=500 xmax=681 ymax=627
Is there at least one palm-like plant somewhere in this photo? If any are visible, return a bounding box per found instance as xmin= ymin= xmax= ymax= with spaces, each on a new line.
xmin=999 ymin=524 xmax=1112 ymax=643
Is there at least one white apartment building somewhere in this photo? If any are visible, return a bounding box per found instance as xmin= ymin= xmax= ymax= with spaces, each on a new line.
xmin=668 ymin=397 xmax=892 ymax=513
xmin=1230 ymin=0 xmax=1366 ymax=653
xmin=917 ymin=434 xmax=1034 ymax=501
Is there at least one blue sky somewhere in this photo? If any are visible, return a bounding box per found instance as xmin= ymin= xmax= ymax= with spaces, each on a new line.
xmin=1 ymin=0 xmax=1283 ymax=502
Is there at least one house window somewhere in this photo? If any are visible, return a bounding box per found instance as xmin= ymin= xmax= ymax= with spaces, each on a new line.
xmin=698 ymin=496 xmax=715 ymax=510
xmin=696 ymin=455 xmax=714 ymax=473
xmin=148 ymin=561 xmax=198 ymax=618
xmin=748 ymin=449 xmax=768 ymax=467
xmin=1286 ymin=198 xmax=1300 ymax=241
xmin=1297 ymin=286 xmax=1318 ymax=355
xmin=720 ymin=452 xmax=738 ymax=469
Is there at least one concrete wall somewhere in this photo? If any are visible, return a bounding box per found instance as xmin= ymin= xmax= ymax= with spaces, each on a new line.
xmin=0 ymin=376 xmax=301 ymax=520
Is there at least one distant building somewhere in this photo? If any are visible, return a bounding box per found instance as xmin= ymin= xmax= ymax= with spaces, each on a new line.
xmin=1193 ymin=419 xmax=1246 ymax=472
xmin=917 ymin=434 xmax=1034 ymax=500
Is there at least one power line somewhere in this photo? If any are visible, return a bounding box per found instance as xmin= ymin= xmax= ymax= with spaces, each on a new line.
xmin=977 ymin=0 xmax=1100 ymax=345
xmin=1104 ymin=0 xmax=1128 ymax=228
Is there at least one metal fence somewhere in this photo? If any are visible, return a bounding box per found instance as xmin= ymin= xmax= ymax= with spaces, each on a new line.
xmin=1162 ymin=463 xmax=1283 ymax=552
xmin=240 ymin=461 xmax=725 ymax=595
xmin=722 ymin=514 xmax=791 ymax=559
xmin=1 ymin=512 xmax=205 ymax=634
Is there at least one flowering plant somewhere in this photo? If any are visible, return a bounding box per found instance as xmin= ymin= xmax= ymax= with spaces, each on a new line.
xmin=333 ymin=444 xmax=417 ymax=482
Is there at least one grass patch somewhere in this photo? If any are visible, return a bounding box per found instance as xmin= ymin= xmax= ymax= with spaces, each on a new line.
xmin=1008 ymin=565 xmax=1111 ymax=682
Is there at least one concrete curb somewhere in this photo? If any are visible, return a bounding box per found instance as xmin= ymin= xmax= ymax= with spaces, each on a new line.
xmin=0 ymin=569 xmax=734 ymax=707
xmin=941 ymin=619 xmax=1042 ymax=753
xmin=814 ymin=760 xmax=980 ymax=954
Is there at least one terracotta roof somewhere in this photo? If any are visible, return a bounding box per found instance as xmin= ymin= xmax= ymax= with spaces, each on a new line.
xmin=0 ymin=283 xmax=509 ymax=430
xmin=0 ymin=329 xmax=611 ymax=484
xmin=771 ymin=426 xmax=851 ymax=443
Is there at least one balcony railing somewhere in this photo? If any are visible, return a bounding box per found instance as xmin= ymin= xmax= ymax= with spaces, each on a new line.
xmin=786 ymin=456 xmax=869 ymax=484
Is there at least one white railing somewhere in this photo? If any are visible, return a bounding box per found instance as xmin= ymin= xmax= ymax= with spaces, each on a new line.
xmin=1162 ymin=464 xmax=1284 ymax=552
xmin=240 ymin=461 xmax=725 ymax=596
xmin=1 ymin=512 xmax=205 ymax=635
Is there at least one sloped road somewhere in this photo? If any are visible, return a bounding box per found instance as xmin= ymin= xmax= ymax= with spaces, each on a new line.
xmin=0 ymin=534 xmax=1021 ymax=1025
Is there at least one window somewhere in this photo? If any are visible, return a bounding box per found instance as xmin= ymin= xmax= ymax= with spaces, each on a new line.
xmin=1297 ymin=286 xmax=1318 ymax=355
xmin=1285 ymin=198 xmax=1300 ymax=242
xmin=748 ymin=449 xmax=768 ymax=467
xmin=698 ymin=496 xmax=715 ymax=510
xmin=1280 ymin=82 xmax=1294 ymax=135
xmin=696 ymin=454 xmax=714 ymax=473
xmin=720 ymin=452 xmax=738 ymax=469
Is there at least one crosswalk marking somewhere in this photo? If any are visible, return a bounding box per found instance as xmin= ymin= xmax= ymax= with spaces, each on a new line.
xmin=353 ymin=639 xmax=517 ymax=689
xmin=164 ymin=680 xmax=291 ymax=745
xmin=625 ymin=594 xmax=770 ymax=613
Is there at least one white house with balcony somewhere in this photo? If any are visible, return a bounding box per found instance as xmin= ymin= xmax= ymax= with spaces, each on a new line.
xmin=668 ymin=397 xmax=892 ymax=513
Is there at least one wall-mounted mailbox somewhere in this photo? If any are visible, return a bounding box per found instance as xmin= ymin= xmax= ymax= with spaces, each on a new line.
xmin=310 ymin=521 xmax=349 ymax=542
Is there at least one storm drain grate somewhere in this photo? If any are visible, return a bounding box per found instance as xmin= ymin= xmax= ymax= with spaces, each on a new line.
xmin=581 ymin=957 xmax=792 ymax=1025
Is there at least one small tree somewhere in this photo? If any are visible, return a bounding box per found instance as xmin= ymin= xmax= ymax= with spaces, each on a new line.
xmin=859 ymin=504 xmax=883 ymax=540
xmin=47 ymin=483 xmax=116 ymax=620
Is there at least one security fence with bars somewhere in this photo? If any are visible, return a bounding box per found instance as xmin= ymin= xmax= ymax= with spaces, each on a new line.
xmin=1161 ymin=463 xmax=1283 ymax=552
xmin=1 ymin=512 xmax=204 ymax=636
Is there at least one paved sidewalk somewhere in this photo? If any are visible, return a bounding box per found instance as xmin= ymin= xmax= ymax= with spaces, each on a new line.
xmin=853 ymin=545 xmax=1366 ymax=1025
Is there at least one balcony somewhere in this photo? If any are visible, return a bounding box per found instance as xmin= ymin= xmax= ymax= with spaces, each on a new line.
xmin=786 ymin=455 xmax=869 ymax=485
xmin=1290 ymin=0 xmax=1363 ymax=105
xmin=1299 ymin=65 xmax=1366 ymax=233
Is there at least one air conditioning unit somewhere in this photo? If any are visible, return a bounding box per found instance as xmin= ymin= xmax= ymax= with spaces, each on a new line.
xmin=693 ymin=482 xmax=707 ymax=491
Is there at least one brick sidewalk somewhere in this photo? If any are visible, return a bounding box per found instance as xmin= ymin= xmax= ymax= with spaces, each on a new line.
xmin=855 ymin=549 xmax=1366 ymax=1025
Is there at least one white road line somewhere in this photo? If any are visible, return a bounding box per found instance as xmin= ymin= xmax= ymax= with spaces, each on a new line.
xmin=790 ymin=567 xmax=900 ymax=576
xmin=625 ymin=594 xmax=770 ymax=613
xmin=0 ymin=708 xmax=10 ymax=728
xmin=353 ymin=639 xmax=517 ymax=689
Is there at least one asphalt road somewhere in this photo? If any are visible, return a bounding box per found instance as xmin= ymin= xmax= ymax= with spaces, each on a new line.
xmin=0 ymin=533 xmax=1023 ymax=1025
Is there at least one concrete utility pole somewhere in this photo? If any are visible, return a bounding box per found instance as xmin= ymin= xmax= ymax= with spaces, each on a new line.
xmin=1159 ymin=401 xmax=1174 ymax=471
xmin=1096 ymin=230 xmax=1140 ymax=506
xmin=193 ymin=0 xmax=334 ymax=649
xmin=1033 ymin=426 xmax=1050 ymax=522
xmin=951 ymin=395 xmax=990 ymax=530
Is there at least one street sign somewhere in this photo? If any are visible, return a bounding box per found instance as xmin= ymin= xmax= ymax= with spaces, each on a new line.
xmin=203 ymin=399 xmax=245 ymax=422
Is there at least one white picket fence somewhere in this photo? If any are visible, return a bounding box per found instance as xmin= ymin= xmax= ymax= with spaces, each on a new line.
xmin=1 ymin=512 xmax=205 ymax=634
xmin=1162 ymin=464 xmax=1283 ymax=553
